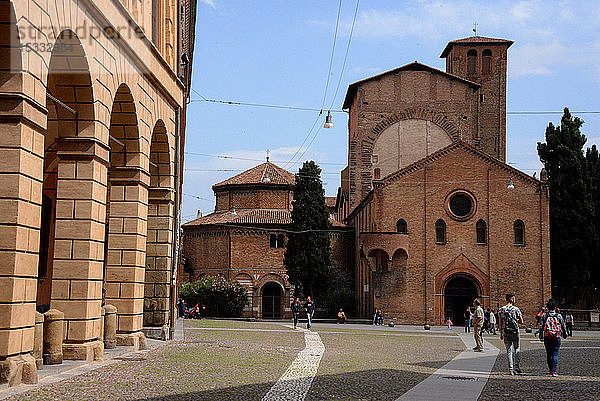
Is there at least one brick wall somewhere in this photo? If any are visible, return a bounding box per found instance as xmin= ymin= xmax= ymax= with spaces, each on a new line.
xmin=214 ymin=187 xmax=293 ymax=211
xmin=346 ymin=69 xmax=479 ymax=210
xmin=349 ymin=145 xmax=550 ymax=325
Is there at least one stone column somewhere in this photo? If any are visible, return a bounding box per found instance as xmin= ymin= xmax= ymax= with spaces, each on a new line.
xmin=33 ymin=312 xmax=44 ymax=369
xmin=105 ymin=168 xmax=149 ymax=350
xmin=103 ymin=304 xmax=117 ymax=349
xmin=0 ymin=105 xmax=44 ymax=386
xmin=144 ymin=189 xmax=173 ymax=328
xmin=42 ymin=309 xmax=63 ymax=365
xmin=50 ymin=137 xmax=108 ymax=362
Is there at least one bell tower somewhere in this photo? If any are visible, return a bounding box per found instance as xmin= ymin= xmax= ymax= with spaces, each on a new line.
xmin=441 ymin=36 xmax=513 ymax=161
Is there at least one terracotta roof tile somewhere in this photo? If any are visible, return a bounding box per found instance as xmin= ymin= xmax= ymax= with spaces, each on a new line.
xmin=182 ymin=209 xmax=292 ymax=226
xmin=213 ymin=162 xmax=295 ymax=188
xmin=440 ymin=36 xmax=513 ymax=57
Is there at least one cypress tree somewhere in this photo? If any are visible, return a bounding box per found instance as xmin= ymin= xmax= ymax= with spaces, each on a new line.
xmin=538 ymin=108 xmax=596 ymax=289
xmin=284 ymin=161 xmax=332 ymax=298
xmin=586 ymin=145 xmax=600 ymax=287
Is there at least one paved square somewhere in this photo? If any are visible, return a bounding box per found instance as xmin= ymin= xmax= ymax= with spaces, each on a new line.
xmin=2 ymin=320 xmax=600 ymax=401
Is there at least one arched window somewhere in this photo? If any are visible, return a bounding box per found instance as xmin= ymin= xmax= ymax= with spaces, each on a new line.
xmin=476 ymin=219 xmax=487 ymax=244
xmin=482 ymin=49 xmax=492 ymax=74
xmin=396 ymin=219 xmax=407 ymax=234
xmin=277 ymin=234 xmax=285 ymax=248
xmin=435 ymin=219 xmax=446 ymax=244
xmin=514 ymin=220 xmax=525 ymax=245
xmin=374 ymin=167 xmax=381 ymax=180
xmin=269 ymin=234 xmax=277 ymax=248
xmin=467 ymin=49 xmax=477 ymax=74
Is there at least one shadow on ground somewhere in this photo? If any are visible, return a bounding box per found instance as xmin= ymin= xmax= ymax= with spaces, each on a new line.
xmin=479 ymin=340 xmax=600 ymax=400
xmin=134 ymin=368 xmax=430 ymax=401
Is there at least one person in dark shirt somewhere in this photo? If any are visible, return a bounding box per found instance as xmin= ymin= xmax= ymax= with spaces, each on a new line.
xmin=291 ymin=298 xmax=301 ymax=329
xmin=304 ymin=296 xmax=315 ymax=329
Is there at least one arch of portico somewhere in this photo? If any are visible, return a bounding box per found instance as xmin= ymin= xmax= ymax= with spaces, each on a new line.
xmin=1 ymin=0 xmax=181 ymax=385
xmin=144 ymin=120 xmax=174 ymax=328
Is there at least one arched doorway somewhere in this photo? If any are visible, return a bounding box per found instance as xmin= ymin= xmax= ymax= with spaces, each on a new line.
xmin=261 ymin=282 xmax=282 ymax=319
xmin=444 ymin=276 xmax=479 ymax=326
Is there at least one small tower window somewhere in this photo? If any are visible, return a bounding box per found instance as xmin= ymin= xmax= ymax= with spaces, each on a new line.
xmin=467 ymin=49 xmax=477 ymax=74
xmin=514 ymin=220 xmax=525 ymax=245
xmin=476 ymin=219 xmax=487 ymax=244
xmin=396 ymin=219 xmax=407 ymax=234
xmin=482 ymin=49 xmax=492 ymax=74
xmin=270 ymin=234 xmax=277 ymax=248
xmin=374 ymin=167 xmax=381 ymax=180
xmin=277 ymin=234 xmax=285 ymax=248
xmin=435 ymin=219 xmax=446 ymax=244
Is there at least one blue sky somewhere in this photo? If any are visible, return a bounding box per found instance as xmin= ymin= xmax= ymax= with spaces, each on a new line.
xmin=182 ymin=0 xmax=600 ymax=222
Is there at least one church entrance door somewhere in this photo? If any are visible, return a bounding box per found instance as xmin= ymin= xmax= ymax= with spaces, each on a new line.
xmin=261 ymin=282 xmax=282 ymax=319
xmin=444 ymin=276 xmax=479 ymax=326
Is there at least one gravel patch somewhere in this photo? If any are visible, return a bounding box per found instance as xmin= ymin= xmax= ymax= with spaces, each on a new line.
xmin=306 ymin=329 xmax=464 ymax=400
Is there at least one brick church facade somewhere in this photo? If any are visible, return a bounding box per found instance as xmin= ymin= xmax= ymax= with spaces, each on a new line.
xmin=182 ymin=35 xmax=550 ymax=326
xmin=336 ymin=36 xmax=550 ymax=326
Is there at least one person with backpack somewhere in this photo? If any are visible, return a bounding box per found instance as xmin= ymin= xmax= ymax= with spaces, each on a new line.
xmin=539 ymin=299 xmax=568 ymax=377
xmin=498 ymin=293 xmax=524 ymax=375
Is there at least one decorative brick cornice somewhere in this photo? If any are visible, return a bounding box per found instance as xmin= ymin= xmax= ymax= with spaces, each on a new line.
xmin=365 ymin=108 xmax=460 ymax=147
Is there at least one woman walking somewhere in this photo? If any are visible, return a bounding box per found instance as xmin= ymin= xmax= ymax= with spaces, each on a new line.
xmin=539 ymin=299 xmax=568 ymax=376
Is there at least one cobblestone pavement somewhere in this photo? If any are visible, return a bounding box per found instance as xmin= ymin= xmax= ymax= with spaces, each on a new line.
xmin=305 ymin=325 xmax=464 ymax=400
xmin=479 ymin=333 xmax=600 ymax=400
xmin=6 ymin=322 xmax=599 ymax=401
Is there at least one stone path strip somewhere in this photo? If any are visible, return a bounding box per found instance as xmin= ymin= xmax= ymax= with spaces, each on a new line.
xmin=397 ymin=332 xmax=499 ymax=401
xmin=262 ymin=328 xmax=324 ymax=401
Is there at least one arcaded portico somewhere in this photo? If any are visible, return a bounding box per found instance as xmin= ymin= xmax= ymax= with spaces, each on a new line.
xmin=0 ymin=0 xmax=195 ymax=386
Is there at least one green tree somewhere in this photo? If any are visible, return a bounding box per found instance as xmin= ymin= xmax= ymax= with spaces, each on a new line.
xmin=586 ymin=145 xmax=600 ymax=287
xmin=284 ymin=161 xmax=332 ymax=298
xmin=538 ymin=108 xmax=596 ymax=288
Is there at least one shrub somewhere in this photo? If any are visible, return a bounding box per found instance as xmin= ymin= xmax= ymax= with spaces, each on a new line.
xmin=180 ymin=275 xmax=247 ymax=317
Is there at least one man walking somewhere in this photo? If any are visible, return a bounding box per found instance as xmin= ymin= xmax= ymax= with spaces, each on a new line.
xmin=472 ymin=299 xmax=484 ymax=352
xmin=565 ymin=312 xmax=574 ymax=337
xmin=489 ymin=309 xmax=497 ymax=335
xmin=498 ymin=293 xmax=524 ymax=375
xmin=304 ymin=296 xmax=315 ymax=329
xmin=291 ymin=298 xmax=301 ymax=329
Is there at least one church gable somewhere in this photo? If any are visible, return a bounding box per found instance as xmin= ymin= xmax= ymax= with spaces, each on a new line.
xmin=375 ymin=141 xmax=541 ymax=190
xmin=343 ymin=62 xmax=479 ymax=110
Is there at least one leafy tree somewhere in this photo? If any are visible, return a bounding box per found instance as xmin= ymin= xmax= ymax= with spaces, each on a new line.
xmin=284 ymin=161 xmax=332 ymax=298
xmin=180 ymin=275 xmax=247 ymax=317
xmin=538 ymin=108 xmax=596 ymax=288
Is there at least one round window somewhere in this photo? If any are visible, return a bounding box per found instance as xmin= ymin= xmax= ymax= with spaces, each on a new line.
xmin=445 ymin=190 xmax=477 ymax=221
xmin=449 ymin=194 xmax=472 ymax=218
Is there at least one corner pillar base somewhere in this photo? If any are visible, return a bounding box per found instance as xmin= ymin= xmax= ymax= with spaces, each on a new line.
xmin=116 ymin=332 xmax=147 ymax=351
xmin=0 ymin=354 xmax=38 ymax=387
xmin=62 ymin=340 xmax=104 ymax=362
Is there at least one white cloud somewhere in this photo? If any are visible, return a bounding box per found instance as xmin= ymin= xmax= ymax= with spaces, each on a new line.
xmin=198 ymin=0 xmax=216 ymax=9
xmin=509 ymin=41 xmax=567 ymax=78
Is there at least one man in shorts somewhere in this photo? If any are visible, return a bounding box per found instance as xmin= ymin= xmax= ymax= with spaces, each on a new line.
xmin=498 ymin=293 xmax=524 ymax=375
xmin=472 ymin=299 xmax=485 ymax=352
